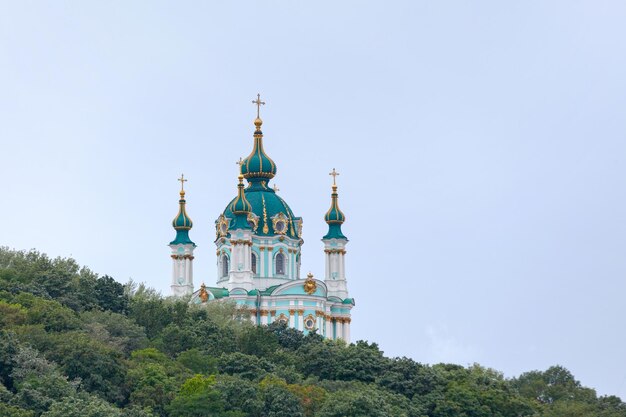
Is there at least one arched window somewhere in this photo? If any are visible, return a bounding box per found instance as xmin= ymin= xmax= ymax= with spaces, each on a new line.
xmin=251 ymin=253 xmax=257 ymax=274
xmin=275 ymin=253 xmax=285 ymax=275
xmin=221 ymin=255 xmax=229 ymax=277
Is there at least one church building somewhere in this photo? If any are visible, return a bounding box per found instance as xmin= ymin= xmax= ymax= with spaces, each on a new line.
xmin=168 ymin=96 xmax=354 ymax=341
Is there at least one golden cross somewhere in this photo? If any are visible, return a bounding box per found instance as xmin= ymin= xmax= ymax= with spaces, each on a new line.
xmin=329 ymin=168 xmax=339 ymax=185
xmin=178 ymin=174 xmax=187 ymax=191
xmin=251 ymin=93 xmax=265 ymax=118
xmin=273 ymin=184 xmax=280 ymax=192
xmin=236 ymin=157 xmax=244 ymax=174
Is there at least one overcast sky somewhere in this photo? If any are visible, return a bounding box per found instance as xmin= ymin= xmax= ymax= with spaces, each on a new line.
xmin=1 ymin=0 xmax=625 ymax=399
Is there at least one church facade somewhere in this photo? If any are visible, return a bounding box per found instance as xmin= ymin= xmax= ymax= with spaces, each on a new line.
xmin=168 ymin=98 xmax=354 ymax=341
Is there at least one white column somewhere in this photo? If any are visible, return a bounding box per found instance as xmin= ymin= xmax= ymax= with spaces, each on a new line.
xmin=340 ymin=252 xmax=346 ymax=279
xmin=188 ymin=259 xmax=194 ymax=287
xmin=325 ymin=251 xmax=330 ymax=279
xmin=289 ymin=309 xmax=295 ymax=328
xmin=297 ymin=310 xmax=304 ymax=330
xmin=268 ymin=250 xmax=274 ymax=278
xmin=325 ymin=317 xmax=332 ymax=338
xmin=343 ymin=319 xmax=350 ymax=342
xmin=336 ymin=319 xmax=343 ymax=340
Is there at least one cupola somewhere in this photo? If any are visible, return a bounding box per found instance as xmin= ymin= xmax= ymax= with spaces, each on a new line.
xmin=230 ymin=174 xmax=252 ymax=229
xmin=241 ymin=94 xmax=277 ymax=186
xmin=171 ymin=174 xmax=195 ymax=245
xmin=323 ymin=168 xmax=347 ymax=240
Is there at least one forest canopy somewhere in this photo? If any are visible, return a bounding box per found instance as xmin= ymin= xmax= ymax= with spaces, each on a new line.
xmin=0 ymin=247 xmax=624 ymax=417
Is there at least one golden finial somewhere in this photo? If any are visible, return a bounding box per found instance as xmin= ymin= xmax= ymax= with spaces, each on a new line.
xmin=199 ymin=282 xmax=208 ymax=303
xmin=178 ymin=174 xmax=188 ymax=195
xmin=252 ymin=93 xmax=265 ymax=128
xmin=329 ymin=168 xmax=339 ymax=186
xmin=273 ymin=184 xmax=280 ymax=192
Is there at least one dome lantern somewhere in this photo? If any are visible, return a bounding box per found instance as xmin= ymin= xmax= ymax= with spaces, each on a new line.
xmin=241 ymin=94 xmax=277 ymax=187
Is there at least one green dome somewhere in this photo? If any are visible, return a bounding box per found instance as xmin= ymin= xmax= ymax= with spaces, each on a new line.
xmin=222 ymin=184 xmax=301 ymax=238
xmin=241 ymin=118 xmax=277 ymax=181
xmin=323 ymin=184 xmax=347 ymax=240
xmin=230 ymin=176 xmax=252 ymax=214
xmin=171 ymin=191 xmax=195 ymax=245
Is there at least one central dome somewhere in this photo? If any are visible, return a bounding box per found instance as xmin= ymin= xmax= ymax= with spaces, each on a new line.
xmin=223 ymin=186 xmax=301 ymax=238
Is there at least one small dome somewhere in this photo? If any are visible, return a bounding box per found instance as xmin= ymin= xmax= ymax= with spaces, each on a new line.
xmin=230 ymin=175 xmax=252 ymax=214
xmin=324 ymin=185 xmax=345 ymax=224
xmin=173 ymin=191 xmax=193 ymax=229
xmin=323 ymin=184 xmax=347 ymax=240
xmin=171 ymin=190 xmax=195 ymax=246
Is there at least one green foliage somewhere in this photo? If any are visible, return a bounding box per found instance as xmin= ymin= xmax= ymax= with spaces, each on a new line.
xmin=43 ymin=331 xmax=128 ymax=404
xmin=41 ymin=395 xmax=123 ymax=417
xmin=126 ymin=348 xmax=190 ymax=416
xmin=167 ymin=375 xmax=245 ymax=417
xmin=217 ymin=352 xmax=274 ymax=381
xmin=177 ymin=349 xmax=217 ymax=375
xmin=0 ymin=301 xmax=27 ymax=329
xmin=0 ymin=403 xmax=35 ymax=417
xmin=80 ymin=310 xmax=148 ymax=356
xmin=1 ymin=247 xmax=625 ymax=417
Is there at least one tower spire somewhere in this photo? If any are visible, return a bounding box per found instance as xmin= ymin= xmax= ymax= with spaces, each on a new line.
xmin=169 ymin=174 xmax=196 ymax=298
xmin=171 ymin=174 xmax=195 ymax=245
xmin=324 ymin=169 xmax=346 ymax=240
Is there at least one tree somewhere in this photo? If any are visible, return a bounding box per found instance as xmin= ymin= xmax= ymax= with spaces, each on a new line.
xmin=166 ymin=375 xmax=244 ymax=417
xmin=217 ymin=352 xmax=274 ymax=381
xmin=94 ymin=275 xmax=129 ymax=314
xmin=261 ymin=384 xmax=303 ymax=417
xmin=44 ymin=332 xmax=127 ymax=404
xmin=41 ymin=396 xmax=122 ymax=417
xmin=80 ymin=310 xmax=148 ymax=356
xmin=177 ymin=349 xmax=217 ymax=375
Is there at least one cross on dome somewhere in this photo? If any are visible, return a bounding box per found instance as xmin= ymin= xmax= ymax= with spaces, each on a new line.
xmin=329 ymin=168 xmax=339 ymax=186
xmin=252 ymin=93 xmax=265 ymax=118
xmin=178 ymin=174 xmax=188 ymax=192
xmin=236 ymin=157 xmax=244 ymax=174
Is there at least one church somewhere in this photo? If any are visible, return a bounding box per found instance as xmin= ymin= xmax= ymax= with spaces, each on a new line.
xmin=168 ymin=96 xmax=354 ymax=342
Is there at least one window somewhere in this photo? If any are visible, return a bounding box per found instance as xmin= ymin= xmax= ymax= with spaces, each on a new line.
xmin=275 ymin=253 xmax=285 ymax=275
xmin=221 ymin=255 xmax=229 ymax=277
xmin=251 ymin=253 xmax=257 ymax=274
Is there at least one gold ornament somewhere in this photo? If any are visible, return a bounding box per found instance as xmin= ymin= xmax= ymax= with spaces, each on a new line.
xmin=199 ymin=283 xmax=208 ymax=303
xmin=304 ymin=272 xmax=317 ymax=295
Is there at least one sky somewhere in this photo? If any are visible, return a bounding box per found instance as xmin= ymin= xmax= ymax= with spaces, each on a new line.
xmin=1 ymin=0 xmax=626 ymax=399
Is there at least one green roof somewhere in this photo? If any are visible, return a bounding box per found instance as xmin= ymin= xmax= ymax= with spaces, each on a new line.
xmin=207 ymin=287 xmax=229 ymax=299
xmin=171 ymin=192 xmax=195 ymax=245
xmin=323 ymin=185 xmax=347 ymax=240
xmin=241 ymin=121 xmax=277 ymax=181
xmin=223 ymin=186 xmax=301 ymax=238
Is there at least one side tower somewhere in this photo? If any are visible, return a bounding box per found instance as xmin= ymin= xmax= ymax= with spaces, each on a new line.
xmin=323 ymin=169 xmax=349 ymax=299
xmin=170 ymin=174 xmax=196 ymax=297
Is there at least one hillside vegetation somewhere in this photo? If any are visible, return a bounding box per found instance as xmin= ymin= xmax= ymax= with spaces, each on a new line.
xmin=0 ymin=247 xmax=624 ymax=417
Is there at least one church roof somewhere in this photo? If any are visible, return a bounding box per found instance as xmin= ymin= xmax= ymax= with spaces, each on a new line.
xmin=223 ymin=186 xmax=301 ymax=238
xmin=222 ymin=112 xmax=301 ymax=238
